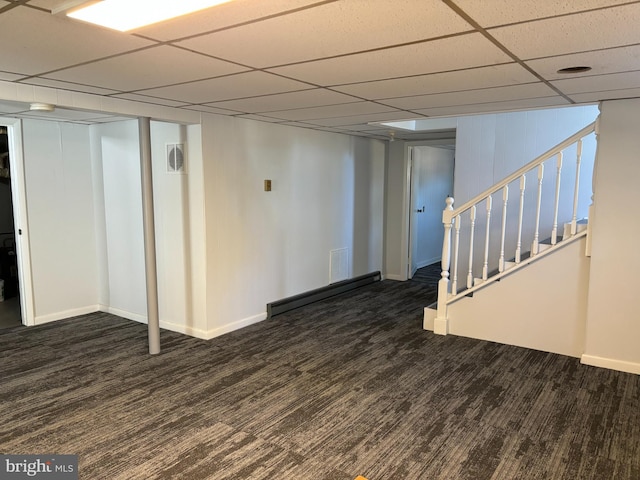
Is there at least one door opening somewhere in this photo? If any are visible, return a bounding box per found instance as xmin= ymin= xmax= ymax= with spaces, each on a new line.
xmin=0 ymin=125 xmax=21 ymax=329
xmin=407 ymin=144 xmax=455 ymax=280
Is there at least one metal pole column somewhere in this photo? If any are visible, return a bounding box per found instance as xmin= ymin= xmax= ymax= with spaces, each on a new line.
xmin=138 ymin=117 xmax=160 ymax=354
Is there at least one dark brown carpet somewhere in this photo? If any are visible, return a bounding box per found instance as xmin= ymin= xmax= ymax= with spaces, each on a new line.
xmin=1 ymin=280 xmax=638 ymax=479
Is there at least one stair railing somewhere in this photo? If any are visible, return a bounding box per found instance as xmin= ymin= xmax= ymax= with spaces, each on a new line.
xmin=433 ymin=120 xmax=597 ymax=335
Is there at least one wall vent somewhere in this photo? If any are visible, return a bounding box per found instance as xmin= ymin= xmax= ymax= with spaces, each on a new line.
xmin=330 ymin=248 xmax=349 ymax=284
xmin=166 ymin=143 xmax=186 ymax=173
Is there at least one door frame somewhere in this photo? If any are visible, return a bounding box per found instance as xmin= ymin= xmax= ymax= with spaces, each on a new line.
xmin=401 ymin=138 xmax=456 ymax=281
xmin=2 ymin=117 xmax=35 ymax=326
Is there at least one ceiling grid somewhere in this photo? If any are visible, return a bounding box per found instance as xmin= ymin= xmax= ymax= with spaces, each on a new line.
xmin=0 ymin=0 xmax=638 ymax=137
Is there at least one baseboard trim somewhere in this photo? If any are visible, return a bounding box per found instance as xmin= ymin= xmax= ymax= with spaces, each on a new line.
xmin=384 ymin=274 xmax=405 ymax=281
xmin=581 ymin=354 xmax=640 ymax=375
xmin=99 ymin=305 xmax=211 ymax=340
xmin=34 ymin=305 xmax=100 ymax=325
xmin=99 ymin=305 xmax=265 ymax=341
xmin=267 ymin=271 xmax=381 ymax=318
xmin=203 ymin=313 xmax=267 ymax=340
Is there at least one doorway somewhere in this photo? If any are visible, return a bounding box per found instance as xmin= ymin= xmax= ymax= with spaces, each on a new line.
xmin=407 ymin=145 xmax=455 ymax=279
xmin=0 ymin=125 xmax=21 ymax=329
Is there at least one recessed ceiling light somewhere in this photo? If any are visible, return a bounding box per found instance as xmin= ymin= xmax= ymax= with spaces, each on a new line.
xmin=556 ymin=66 xmax=592 ymax=74
xmin=65 ymin=0 xmax=235 ymax=32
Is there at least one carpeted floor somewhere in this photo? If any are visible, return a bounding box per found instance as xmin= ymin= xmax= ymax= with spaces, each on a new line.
xmin=1 ymin=280 xmax=638 ymax=479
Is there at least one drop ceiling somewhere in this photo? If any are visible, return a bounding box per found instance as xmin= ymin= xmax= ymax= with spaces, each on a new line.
xmin=0 ymin=0 xmax=639 ymax=140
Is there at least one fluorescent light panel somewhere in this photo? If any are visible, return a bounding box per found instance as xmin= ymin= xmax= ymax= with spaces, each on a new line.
xmin=67 ymin=0 xmax=234 ymax=32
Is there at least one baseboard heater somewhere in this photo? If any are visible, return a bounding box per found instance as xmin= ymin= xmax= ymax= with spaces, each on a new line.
xmin=267 ymin=271 xmax=381 ymax=318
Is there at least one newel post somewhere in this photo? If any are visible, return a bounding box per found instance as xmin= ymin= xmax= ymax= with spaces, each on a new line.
xmin=434 ymin=197 xmax=454 ymax=335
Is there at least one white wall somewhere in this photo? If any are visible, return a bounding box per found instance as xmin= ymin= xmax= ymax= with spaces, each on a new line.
xmin=583 ymin=99 xmax=640 ymax=375
xmin=22 ymin=119 xmax=98 ymax=322
xmin=201 ymin=114 xmax=385 ymax=336
xmin=91 ymin=120 xmax=146 ymax=319
xmin=149 ymin=121 xmax=207 ymax=337
xmin=385 ymin=140 xmax=407 ymax=279
xmin=91 ymin=120 xmax=207 ymax=337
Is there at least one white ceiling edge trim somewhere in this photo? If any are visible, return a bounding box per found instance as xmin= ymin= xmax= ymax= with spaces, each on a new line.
xmin=0 ymin=80 xmax=201 ymax=125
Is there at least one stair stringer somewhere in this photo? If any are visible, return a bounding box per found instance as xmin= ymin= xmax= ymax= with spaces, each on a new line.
xmin=443 ymin=236 xmax=590 ymax=358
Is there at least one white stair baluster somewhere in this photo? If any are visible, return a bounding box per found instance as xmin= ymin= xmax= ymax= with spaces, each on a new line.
xmin=571 ymin=139 xmax=583 ymax=236
xmin=451 ymin=214 xmax=461 ymax=296
xmin=531 ymin=164 xmax=544 ymax=256
xmin=499 ymin=185 xmax=508 ymax=272
xmin=515 ymin=175 xmax=526 ymax=264
xmin=551 ymin=152 xmax=563 ymax=245
xmin=482 ymin=195 xmax=492 ymax=280
xmin=467 ymin=205 xmax=476 ymax=289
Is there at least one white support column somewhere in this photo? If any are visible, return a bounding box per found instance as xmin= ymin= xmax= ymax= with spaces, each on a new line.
xmin=434 ymin=197 xmax=454 ymax=335
xmin=139 ymin=117 xmax=161 ymax=355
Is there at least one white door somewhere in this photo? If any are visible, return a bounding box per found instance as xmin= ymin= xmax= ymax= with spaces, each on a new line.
xmin=409 ymin=145 xmax=455 ymax=275
xmin=1 ymin=118 xmax=34 ymax=326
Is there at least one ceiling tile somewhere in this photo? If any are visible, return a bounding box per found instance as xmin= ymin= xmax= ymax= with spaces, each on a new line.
xmin=260 ymin=101 xmax=398 ymax=121
xmin=332 ymin=63 xmax=538 ymax=100
xmin=21 ymin=78 xmax=119 ymax=95
xmin=24 ymin=0 xmax=61 ymax=9
xmin=137 ymin=0 xmax=324 ymax=41
xmin=489 ymin=3 xmax=640 ymax=60
xmin=47 ymin=46 xmax=249 ymax=92
xmin=455 ymin=0 xmax=633 ymax=28
xmin=111 ymin=93 xmax=190 ymax=108
xmin=568 ymin=87 xmax=640 ymax=103
xmin=177 ymin=0 xmax=471 ymax=68
xmin=269 ymin=33 xmax=512 ymax=86
xmin=551 ymin=71 xmax=640 ymax=95
xmin=0 ymin=7 xmax=154 ymax=75
xmin=183 ymin=105 xmax=244 ymax=115
xmin=305 ymin=110 xmax=418 ymax=127
xmin=380 ymin=83 xmax=557 ymax=110
xmin=414 ymin=96 xmax=571 ymax=117
xmin=138 ymin=71 xmax=313 ymax=104
xmin=0 ymin=71 xmax=24 ymax=82
xmin=206 ymin=88 xmax=359 ymax=113
xmin=526 ymin=45 xmax=640 ymax=81
xmin=235 ymin=114 xmax=287 ymax=123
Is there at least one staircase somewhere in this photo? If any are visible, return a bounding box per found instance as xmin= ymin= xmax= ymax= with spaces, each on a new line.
xmin=424 ymin=120 xmax=598 ymax=357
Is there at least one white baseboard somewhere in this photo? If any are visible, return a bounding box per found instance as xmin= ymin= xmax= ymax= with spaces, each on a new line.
xmin=203 ymin=312 xmax=267 ymax=340
xmin=99 ymin=305 xmax=267 ymax=341
xmin=385 ymin=274 xmax=406 ymax=281
xmin=99 ymin=305 xmax=211 ymax=340
xmin=581 ymin=354 xmax=640 ymax=375
xmin=34 ymin=305 xmax=100 ymax=325
xmin=100 ymin=305 xmax=147 ymax=324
